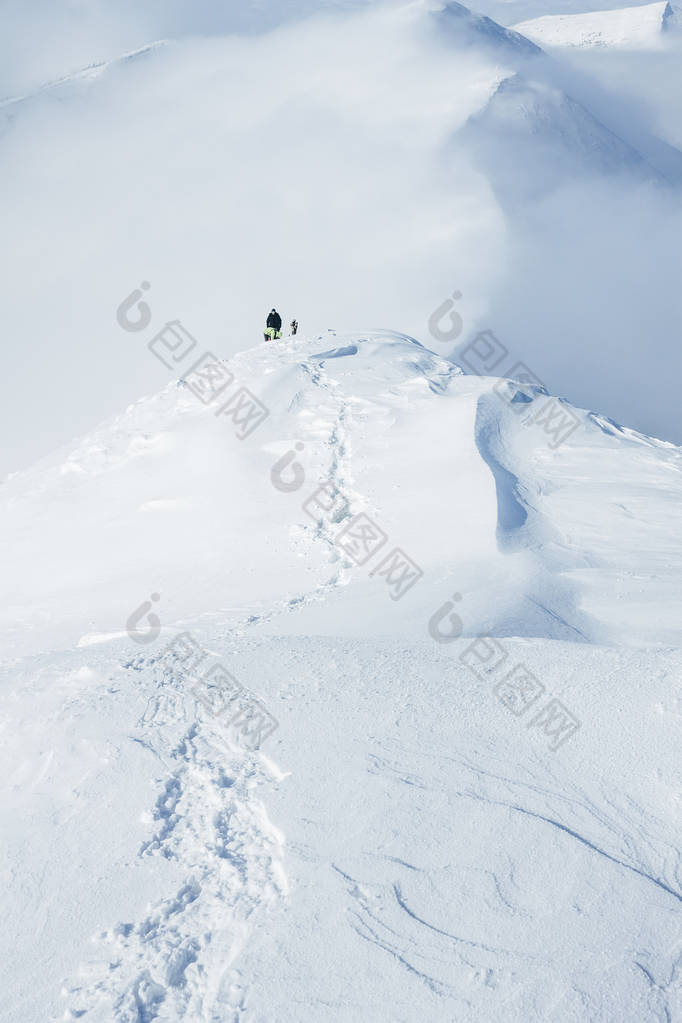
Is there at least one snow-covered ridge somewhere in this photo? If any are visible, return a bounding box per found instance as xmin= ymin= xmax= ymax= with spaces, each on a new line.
xmin=3 ymin=0 xmax=682 ymax=1017
xmin=2 ymin=330 xmax=681 ymax=661
xmin=513 ymin=0 xmax=681 ymax=50
xmin=0 ymin=40 xmax=171 ymax=110
xmin=3 ymin=330 xmax=682 ymax=1022
xmin=432 ymin=0 xmax=544 ymax=56
xmin=458 ymin=72 xmax=662 ymax=199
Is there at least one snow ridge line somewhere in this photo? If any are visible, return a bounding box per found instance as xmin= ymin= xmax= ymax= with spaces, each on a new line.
xmin=0 ymin=41 xmax=171 ymax=109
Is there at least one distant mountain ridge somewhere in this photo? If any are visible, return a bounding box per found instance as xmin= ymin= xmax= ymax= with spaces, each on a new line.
xmin=458 ymin=72 xmax=663 ymax=201
xmin=513 ymin=0 xmax=681 ymax=49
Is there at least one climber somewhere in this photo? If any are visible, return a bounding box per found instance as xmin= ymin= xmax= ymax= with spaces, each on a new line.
xmin=264 ymin=308 xmax=282 ymax=342
xmin=290 ymin=319 xmax=298 ymax=336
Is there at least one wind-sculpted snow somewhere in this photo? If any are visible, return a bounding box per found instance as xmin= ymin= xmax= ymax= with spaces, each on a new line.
xmin=1 ymin=332 xmax=681 ymax=659
xmin=2 ymin=331 xmax=682 ymax=1022
xmin=3 ymin=0 xmax=682 ymax=1015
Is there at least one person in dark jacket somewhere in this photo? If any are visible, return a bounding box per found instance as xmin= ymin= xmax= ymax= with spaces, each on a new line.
xmin=264 ymin=309 xmax=283 ymax=342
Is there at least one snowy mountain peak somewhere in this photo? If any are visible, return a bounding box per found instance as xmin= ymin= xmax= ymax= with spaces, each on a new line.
xmin=513 ymin=1 xmax=682 ymax=50
xmin=663 ymin=0 xmax=682 ymax=30
xmin=459 ymin=72 xmax=662 ymax=200
xmin=433 ymin=0 xmax=544 ymax=56
xmin=2 ymin=330 xmax=681 ymax=665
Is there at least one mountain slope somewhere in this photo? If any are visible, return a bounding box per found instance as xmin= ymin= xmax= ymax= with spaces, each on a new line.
xmin=457 ymin=72 xmax=665 ymax=201
xmin=432 ymin=0 xmax=544 ymax=56
xmin=3 ymin=332 xmax=681 ymax=660
xmin=513 ymin=1 xmax=681 ymax=50
xmin=2 ymin=332 xmax=681 ymax=1022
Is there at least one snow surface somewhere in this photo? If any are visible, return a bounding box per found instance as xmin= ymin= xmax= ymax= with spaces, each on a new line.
xmin=514 ymin=1 xmax=681 ymax=49
xmin=2 ymin=331 xmax=681 ymax=1021
xmin=3 ymin=0 xmax=682 ymax=1019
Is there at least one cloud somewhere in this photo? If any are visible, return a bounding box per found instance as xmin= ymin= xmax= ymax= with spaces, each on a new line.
xmin=0 ymin=0 xmax=680 ymax=476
